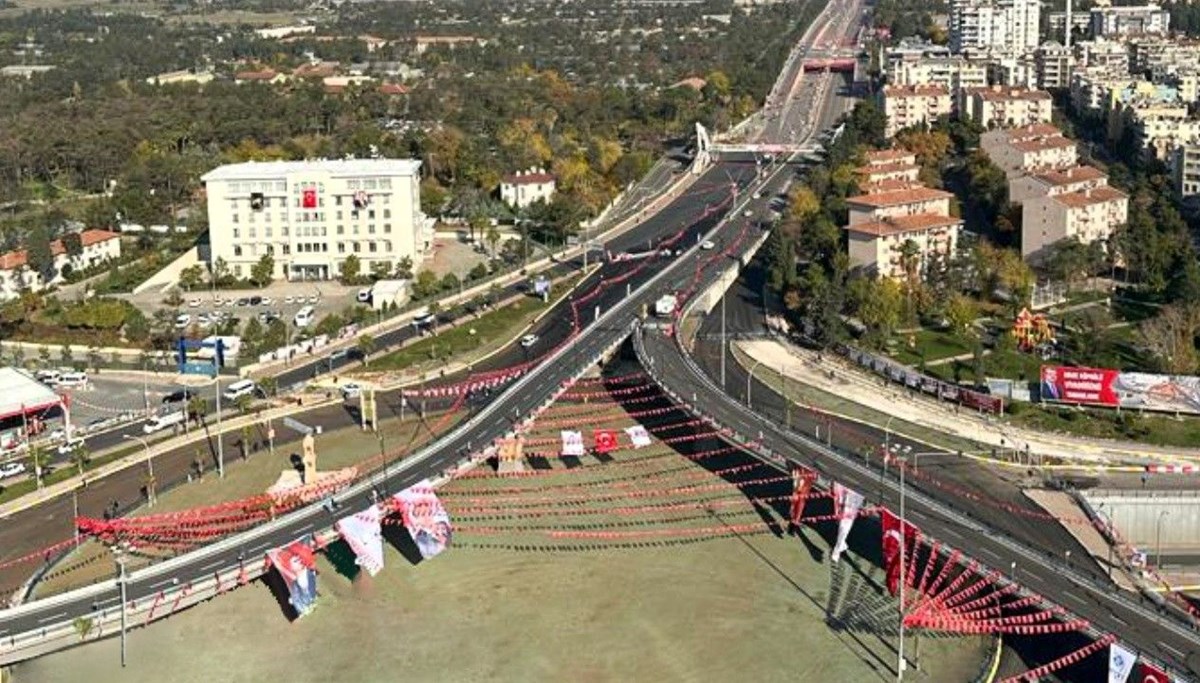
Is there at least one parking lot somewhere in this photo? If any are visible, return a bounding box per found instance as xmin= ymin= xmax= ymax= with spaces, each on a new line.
xmin=121 ymin=280 xmax=363 ymax=332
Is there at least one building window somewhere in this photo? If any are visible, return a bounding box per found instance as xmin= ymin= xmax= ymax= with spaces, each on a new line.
xmin=369 ymin=224 xmax=376 ymax=234
xmin=234 ymin=265 xmax=242 ymax=277
xmin=265 ymin=227 xmax=273 ymax=238
xmin=383 ymin=209 xmax=391 ymax=219
xmin=231 ymin=213 xmax=240 ymax=224
xmin=368 ymin=209 xmax=376 ymax=220
xmin=232 ymin=228 xmax=240 ymax=239
xmin=384 ymin=223 xmax=391 ymax=233
xmin=248 ymin=227 xmax=257 ymax=238
xmin=338 ymin=243 xmax=345 ymax=253
xmin=267 ymin=245 xmax=275 ymax=255
xmin=337 ymin=210 xmax=343 ymax=220
xmin=282 ymin=245 xmax=290 ymax=255
xmin=336 ymin=196 xmax=343 ymax=206
xmin=369 ymin=242 xmax=377 ymax=253
xmin=337 ymin=225 xmax=344 ymax=235
xmin=353 ymin=242 xmax=361 ymax=253
xmin=233 ymin=245 xmax=243 ymax=257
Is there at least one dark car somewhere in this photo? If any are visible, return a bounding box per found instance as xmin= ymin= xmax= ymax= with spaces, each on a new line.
xmin=162 ymin=388 xmax=197 ymax=404
xmin=249 ymin=295 xmax=263 ymax=306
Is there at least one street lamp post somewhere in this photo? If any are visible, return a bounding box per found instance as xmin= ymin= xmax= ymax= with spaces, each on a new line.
xmin=122 ymin=434 xmax=155 ymax=506
xmin=1156 ymin=510 xmax=1171 ymax=569
xmin=747 ymin=359 xmax=762 ymax=408
xmin=214 ymin=377 xmax=225 ymax=478
xmin=112 ymin=544 xmax=129 ymax=668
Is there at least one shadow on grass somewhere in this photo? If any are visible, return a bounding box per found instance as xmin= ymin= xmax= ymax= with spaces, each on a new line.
xmin=324 ymin=538 xmax=361 ymax=582
xmin=383 ymin=522 xmax=425 ymax=566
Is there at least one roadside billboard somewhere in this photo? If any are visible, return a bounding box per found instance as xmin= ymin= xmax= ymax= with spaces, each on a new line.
xmin=1040 ymin=365 xmax=1200 ymax=414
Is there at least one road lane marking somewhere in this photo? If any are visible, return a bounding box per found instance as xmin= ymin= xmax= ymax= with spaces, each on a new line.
xmin=1063 ymin=591 xmax=1087 ymax=605
xmin=979 ymin=547 xmax=1001 ymax=561
xmin=37 ymin=612 xmax=67 ymax=624
xmin=1160 ymin=642 xmax=1185 ymax=659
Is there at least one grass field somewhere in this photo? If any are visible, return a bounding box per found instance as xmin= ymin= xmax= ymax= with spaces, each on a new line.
xmin=18 ymin=371 xmax=988 ymax=683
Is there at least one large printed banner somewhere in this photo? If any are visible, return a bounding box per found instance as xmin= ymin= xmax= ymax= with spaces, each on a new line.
xmin=830 ymin=483 xmax=864 ymax=564
xmin=561 ymin=430 xmax=585 ymax=457
xmin=1041 ymin=365 xmax=1200 ymax=414
xmin=392 ymin=481 xmax=453 ymax=560
xmin=625 ymin=425 xmax=652 ymax=449
xmin=1139 ymin=661 xmax=1169 ymax=683
xmin=1109 ymin=642 xmax=1135 ymax=683
xmin=269 ymin=542 xmax=319 ymax=618
xmin=593 ymin=429 xmax=619 ymax=454
xmin=335 ymin=506 xmax=385 ymax=577
xmin=880 ymin=508 xmax=920 ymax=597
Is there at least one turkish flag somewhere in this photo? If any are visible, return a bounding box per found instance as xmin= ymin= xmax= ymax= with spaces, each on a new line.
xmin=302 ymin=188 xmax=318 ymax=208
xmin=788 ymin=465 xmax=816 ymax=526
xmin=593 ymin=429 xmax=618 ymax=454
xmin=881 ymin=508 xmax=919 ymax=597
xmin=1139 ymin=662 xmax=1169 ymax=683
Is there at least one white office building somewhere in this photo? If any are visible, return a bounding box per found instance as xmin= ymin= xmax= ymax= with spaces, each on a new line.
xmin=1089 ymin=5 xmax=1170 ymax=38
xmin=201 ymin=159 xmax=433 ymax=282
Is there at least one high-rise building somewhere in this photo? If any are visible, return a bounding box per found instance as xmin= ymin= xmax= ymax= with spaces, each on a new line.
xmin=1089 ymin=4 xmax=1171 ymax=38
xmin=950 ymin=0 xmax=1041 ymax=56
xmin=201 ymin=159 xmax=433 ymax=282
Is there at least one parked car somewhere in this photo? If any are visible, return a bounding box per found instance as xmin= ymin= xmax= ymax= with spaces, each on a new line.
xmin=357 ymin=289 xmax=372 ymax=303
xmin=57 ymin=438 xmax=85 ymax=457
xmin=700 ymin=241 xmax=715 ymax=250
xmin=56 ymin=371 xmax=88 ymax=388
xmin=188 ymin=299 xmax=202 ymax=308
xmin=162 ymin=388 xmax=196 ymax=404
xmin=249 ymin=295 xmax=263 ymax=306
xmin=341 ymin=382 xmax=363 ymax=400
xmin=235 ymin=298 xmax=250 ymax=307
xmin=260 ymin=296 xmax=274 ymax=306
xmin=520 ymin=334 xmax=539 ymax=348
xmin=174 ymin=313 xmax=192 ymax=329
xmin=0 ymin=461 xmax=27 ymax=479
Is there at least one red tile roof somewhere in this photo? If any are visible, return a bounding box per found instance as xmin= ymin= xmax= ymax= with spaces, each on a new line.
xmin=1052 ymin=186 xmax=1128 ymax=208
xmin=865 ymin=149 xmax=917 ymax=165
xmin=377 ymin=83 xmax=409 ymax=96
xmin=968 ymin=86 xmax=1052 ymax=102
xmin=1031 ymin=165 xmax=1107 ymax=186
xmin=845 ymin=214 xmax=963 ymax=237
xmin=858 ymin=161 xmax=920 ymax=177
xmin=847 ymin=186 xmax=953 ymax=208
xmin=883 ymin=84 xmax=950 ymax=97
xmin=999 ymin=123 xmax=1062 ymax=140
xmin=1011 ymin=136 xmax=1076 ymax=153
xmin=235 ymin=68 xmax=278 ymax=81
xmin=0 ymin=229 xmax=119 ymax=272
xmin=860 ymin=178 xmax=923 ymax=193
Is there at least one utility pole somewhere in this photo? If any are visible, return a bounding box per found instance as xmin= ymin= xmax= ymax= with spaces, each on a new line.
xmin=720 ymin=294 xmax=726 ymax=390
xmin=215 ymin=378 xmax=224 ymax=478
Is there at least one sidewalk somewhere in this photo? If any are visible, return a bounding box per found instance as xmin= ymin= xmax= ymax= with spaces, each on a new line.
xmin=735 ymin=338 xmax=1200 ymax=466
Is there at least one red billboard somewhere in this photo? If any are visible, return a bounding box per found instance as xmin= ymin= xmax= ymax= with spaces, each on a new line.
xmin=1040 ymin=365 xmax=1119 ymax=406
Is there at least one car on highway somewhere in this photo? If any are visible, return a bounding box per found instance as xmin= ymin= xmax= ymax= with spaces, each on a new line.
xmin=700 ymin=240 xmax=715 ymax=250
xmin=174 ymin=313 xmax=192 ymax=329
xmin=57 ymin=438 xmax=85 ymax=457
xmin=520 ymin=334 xmax=539 ymax=348
xmin=162 ymin=388 xmax=197 ymax=404
xmin=340 ymin=382 xmax=363 ymax=400
xmin=57 ymin=371 xmax=88 ymax=388
xmin=0 ymin=461 xmax=27 ymax=479
xmin=143 ymin=411 xmax=186 ymax=434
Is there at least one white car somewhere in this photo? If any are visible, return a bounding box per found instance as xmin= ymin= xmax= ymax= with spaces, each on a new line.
xmin=752 ymin=191 xmax=762 ymax=199
xmin=188 ymin=298 xmax=201 ymax=308
xmin=742 ymin=209 xmax=753 ymax=217
xmin=260 ymin=296 xmax=274 ymax=306
xmin=356 ymin=289 xmax=371 ymax=303
xmin=284 ymin=296 xmax=296 ymax=304
xmin=307 ymin=295 xmax=320 ymax=305
xmin=520 ymin=334 xmax=539 ymax=348
xmin=0 ymin=461 xmax=26 ymax=479
xmin=341 ymin=383 xmax=363 ymax=399
xmin=57 ymin=438 xmax=85 ymax=457
xmin=46 ymin=428 xmax=66 ymax=442
xmin=700 ymin=241 xmax=715 ymax=250
xmin=174 ymin=313 xmax=192 ymax=329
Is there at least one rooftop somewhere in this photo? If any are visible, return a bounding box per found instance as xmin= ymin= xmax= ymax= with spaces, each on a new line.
xmin=201 ymin=159 xmax=423 ymax=182
xmin=502 ymin=171 xmax=555 ymax=185
xmin=968 ymin=86 xmax=1053 ymax=102
xmin=1052 ymin=186 xmax=1128 ymax=208
xmin=0 ymin=367 xmax=63 ymax=421
xmin=858 ymin=161 xmax=920 ymax=177
xmin=1011 ymin=136 xmax=1077 ymax=153
xmin=883 ymin=84 xmax=951 ymax=97
xmin=1031 ymin=165 xmax=1108 ymax=186
xmin=845 ymin=213 xmax=963 ymax=237
xmin=996 ymin=123 xmax=1062 ymax=140
xmin=865 ymin=149 xmax=918 ymax=164
xmin=847 ymin=186 xmax=954 ymax=208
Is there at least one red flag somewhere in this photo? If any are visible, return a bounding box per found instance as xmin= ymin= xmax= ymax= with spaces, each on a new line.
xmin=302 ymin=188 xmax=318 ymax=208
xmin=881 ymin=508 xmax=919 ymax=597
xmin=593 ymin=429 xmax=618 ymax=454
xmin=788 ymin=465 xmax=817 ymax=526
xmin=1139 ymin=662 xmax=1170 ymax=683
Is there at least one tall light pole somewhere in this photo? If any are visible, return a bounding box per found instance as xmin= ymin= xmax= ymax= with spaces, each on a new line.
xmin=214 ymin=377 xmax=225 ymax=478
xmin=122 ymin=434 xmax=155 ymax=507
xmin=720 ymin=293 xmax=726 ymax=390
xmin=1156 ymin=510 xmax=1171 ymax=569
xmin=746 ymin=359 xmax=762 ymax=408
xmin=112 ymin=542 xmax=129 ymax=667
xmin=897 ymin=454 xmax=907 ymax=682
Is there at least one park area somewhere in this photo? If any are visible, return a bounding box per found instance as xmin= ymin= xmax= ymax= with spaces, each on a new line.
xmin=17 ymin=367 xmax=989 ymax=682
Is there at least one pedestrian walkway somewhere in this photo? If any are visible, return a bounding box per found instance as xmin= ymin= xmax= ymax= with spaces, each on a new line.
xmin=735 ymin=338 xmax=1200 ymax=466
xmin=1024 ymin=489 xmax=1138 ymax=591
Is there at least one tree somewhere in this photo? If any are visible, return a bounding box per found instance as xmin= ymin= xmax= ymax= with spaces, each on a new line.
xmin=60 ymin=344 xmax=74 ymax=366
xmin=234 ymin=393 xmax=253 ymax=414
xmin=87 ymin=345 xmax=102 ymax=372
xmin=371 ymin=260 xmax=392 ymax=280
xmin=212 ymin=257 xmax=232 ymax=287
xmin=26 ymin=225 xmax=56 ymax=283
xmin=179 ymin=264 xmax=204 ymax=292
xmin=61 ymin=232 xmax=83 ymax=259
xmin=341 ymin=254 xmax=362 ymax=284
xmin=857 ymin=278 xmax=904 ymax=347
xmin=467 ymin=212 xmax=489 ymax=245
xmin=250 ymin=254 xmax=275 ymax=287
xmin=187 ymin=396 xmax=209 ymax=423
xmin=485 ymin=225 xmax=502 ymax=258
xmin=1139 ymin=304 xmax=1200 ymax=375
xmin=395 ymin=256 xmax=414 ymax=280
xmin=440 ymin=272 xmax=460 ymax=293
xmin=259 ymin=375 xmax=278 ymax=397
xmin=124 ymin=308 xmax=149 ymax=342
xmin=412 ymin=269 xmax=440 ymax=298
xmin=71 ymin=444 xmax=90 ymax=476
xmin=944 ymin=293 xmax=977 ymax=340
xmin=356 ymin=334 xmax=376 ymax=365
xmin=468 ymin=262 xmax=490 ymax=281
xmin=787 ymin=186 xmax=820 ymax=223
xmin=163 ymin=289 xmax=184 ymax=307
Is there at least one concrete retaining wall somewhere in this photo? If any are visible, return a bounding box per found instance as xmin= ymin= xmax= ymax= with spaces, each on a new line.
xmin=131 ymin=246 xmax=201 ymax=295
xmin=1083 ymin=489 xmax=1200 ymax=552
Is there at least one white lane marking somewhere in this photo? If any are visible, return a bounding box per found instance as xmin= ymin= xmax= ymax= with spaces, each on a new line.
xmin=1063 ymin=591 xmax=1087 ymax=605
xmin=37 ymin=612 xmax=67 ymax=624
xmin=979 ymin=547 xmax=1001 ymax=561
xmin=1160 ymin=642 xmax=1186 ymax=659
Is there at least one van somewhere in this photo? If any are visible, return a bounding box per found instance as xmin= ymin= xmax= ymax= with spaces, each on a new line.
xmin=222 ymin=379 xmax=257 ymax=402
xmin=143 ymin=411 xmax=185 ymax=434
xmin=294 ymin=306 xmax=315 ymax=328
xmin=35 ymin=370 xmax=61 ymax=385
xmin=56 ymin=371 xmax=88 ymax=388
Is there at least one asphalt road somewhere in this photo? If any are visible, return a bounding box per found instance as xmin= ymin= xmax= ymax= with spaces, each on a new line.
xmin=0 ymin=0 xmax=855 ymax=659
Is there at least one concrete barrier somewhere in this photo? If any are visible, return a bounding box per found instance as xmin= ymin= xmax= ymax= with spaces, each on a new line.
xmin=131 ymin=246 xmax=201 ymax=295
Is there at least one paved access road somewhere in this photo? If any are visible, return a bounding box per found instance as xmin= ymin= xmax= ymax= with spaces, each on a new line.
xmin=640 ymin=303 xmax=1200 ymax=678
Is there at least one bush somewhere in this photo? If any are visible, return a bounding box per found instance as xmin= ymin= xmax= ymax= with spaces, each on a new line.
xmin=59 ymin=298 xmax=139 ymax=330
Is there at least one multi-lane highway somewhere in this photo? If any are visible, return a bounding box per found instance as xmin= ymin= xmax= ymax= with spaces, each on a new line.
xmin=0 ymin=0 xmax=863 ymax=663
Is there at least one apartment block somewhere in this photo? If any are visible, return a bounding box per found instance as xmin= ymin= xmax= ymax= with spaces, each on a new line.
xmin=886 ymin=54 xmax=989 ymax=96
xmin=1171 ymin=143 xmax=1200 ymax=201
xmin=0 ymin=229 xmax=121 ymax=301
xmin=1073 ymin=40 xmax=1132 ymax=80
xmin=1009 ymin=165 xmax=1110 ymax=204
xmin=1089 ymin=4 xmax=1170 ymax=38
xmin=201 ymin=158 xmax=432 ymax=282
xmin=981 ymin=124 xmax=1079 ymax=177
xmin=857 ymin=150 xmax=921 ymax=190
xmin=963 ymin=85 xmax=1053 ymax=128
xmin=1035 ymin=41 xmax=1074 ymax=89
xmin=950 ymin=0 xmax=1040 ymax=55
xmin=1022 ymin=186 xmax=1129 ymax=260
xmin=843 ymin=185 xmax=962 ymax=280
xmin=881 ymin=85 xmax=953 ymax=138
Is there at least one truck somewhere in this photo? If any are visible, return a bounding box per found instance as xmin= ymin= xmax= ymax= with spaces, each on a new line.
xmin=654 ymin=294 xmax=679 ymax=317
